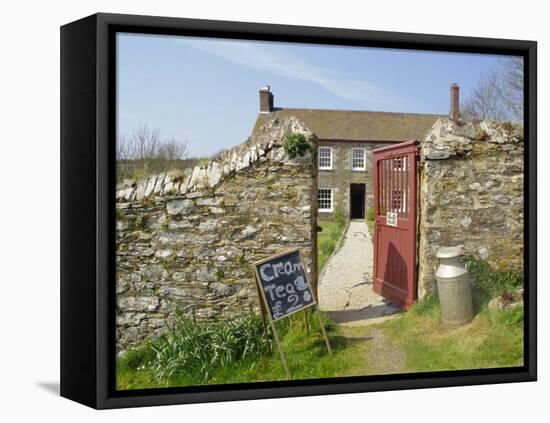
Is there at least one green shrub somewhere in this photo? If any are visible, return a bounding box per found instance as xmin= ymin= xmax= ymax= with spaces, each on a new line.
xmin=148 ymin=311 xmax=271 ymax=382
xmin=465 ymin=256 xmax=523 ymax=297
xmin=490 ymin=304 xmax=524 ymax=327
xmin=333 ymin=209 xmax=347 ymax=229
xmin=366 ymin=207 xmax=375 ymax=222
xmin=283 ymin=133 xmax=311 ymax=158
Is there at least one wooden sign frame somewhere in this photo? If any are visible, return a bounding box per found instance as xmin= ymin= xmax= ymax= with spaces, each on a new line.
xmin=253 ymin=249 xmax=332 ymax=378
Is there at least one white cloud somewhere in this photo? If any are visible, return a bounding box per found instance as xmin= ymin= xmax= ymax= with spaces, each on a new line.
xmin=182 ymin=38 xmax=410 ymax=111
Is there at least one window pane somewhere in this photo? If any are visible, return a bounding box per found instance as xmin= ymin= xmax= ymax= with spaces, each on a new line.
xmin=352 ymin=148 xmax=365 ymax=169
xmin=319 ymin=147 xmax=331 ymax=168
xmin=318 ymin=189 xmax=332 ymax=211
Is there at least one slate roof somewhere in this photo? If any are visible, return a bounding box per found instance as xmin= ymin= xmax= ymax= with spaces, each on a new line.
xmin=252 ymin=108 xmax=444 ymax=142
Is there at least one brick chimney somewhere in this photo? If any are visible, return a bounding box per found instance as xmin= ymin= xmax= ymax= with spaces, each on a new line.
xmin=259 ymin=85 xmax=274 ymax=113
xmin=449 ymin=83 xmax=461 ymax=122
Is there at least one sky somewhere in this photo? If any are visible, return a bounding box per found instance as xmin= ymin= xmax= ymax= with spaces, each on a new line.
xmin=117 ymin=33 xmax=509 ymax=157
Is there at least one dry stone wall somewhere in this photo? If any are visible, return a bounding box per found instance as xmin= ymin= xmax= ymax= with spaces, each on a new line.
xmin=417 ymin=118 xmax=524 ymax=298
xmin=115 ymin=117 xmax=318 ymax=352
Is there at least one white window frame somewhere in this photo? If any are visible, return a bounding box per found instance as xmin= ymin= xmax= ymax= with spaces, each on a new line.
xmin=351 ymin=147 xmax=366 ymax=171
xmin=318 ymin=147 xmax=333 ymax=170
xmin=318 ymin=188 xmax=334 ymax=212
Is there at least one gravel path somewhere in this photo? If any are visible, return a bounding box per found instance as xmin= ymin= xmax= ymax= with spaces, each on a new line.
xmin=318 ymin=220 xmax=401 ymax=325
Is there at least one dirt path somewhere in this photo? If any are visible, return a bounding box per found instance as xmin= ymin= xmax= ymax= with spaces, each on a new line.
xmin=340 ymin=325 xmax=407 ymax=375
xmin=318 ymin=220 xmax=406 ymax=374
xmin=318 ymin=220 xmax=401 ymax=325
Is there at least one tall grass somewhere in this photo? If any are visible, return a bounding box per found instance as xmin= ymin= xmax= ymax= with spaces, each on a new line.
xmin=117 ymin=309 xmax=353 ymax=389
xmin=148 ymin=310 xmax=272 ymax=383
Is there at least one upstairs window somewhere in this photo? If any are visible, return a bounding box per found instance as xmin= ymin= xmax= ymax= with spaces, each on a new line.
xmin=318 ymin=189 xmax=333 ymax=212
xmin=351 ymin=148 xmax=366 ymax=171
xmin=318 ymin=147 xmax=333 ymax=170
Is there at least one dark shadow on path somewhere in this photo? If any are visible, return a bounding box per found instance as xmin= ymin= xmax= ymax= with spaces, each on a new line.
xmin=327 ymin=302 xmax=402 ymax=325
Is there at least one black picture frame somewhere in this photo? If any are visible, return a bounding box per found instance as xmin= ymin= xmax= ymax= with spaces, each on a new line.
xmin=60 ymin=12 xmax=537 ymax=409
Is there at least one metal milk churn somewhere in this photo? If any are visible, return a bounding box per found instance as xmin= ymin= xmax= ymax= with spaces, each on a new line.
xmin=435 ymin=246 xmax=473 ymax=326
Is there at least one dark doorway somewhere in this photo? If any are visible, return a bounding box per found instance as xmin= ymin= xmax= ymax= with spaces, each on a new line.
xmin=350 ymin=183 xmax=366 ymax=219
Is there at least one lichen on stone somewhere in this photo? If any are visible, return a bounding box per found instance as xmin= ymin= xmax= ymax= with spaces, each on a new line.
xmin=115 ymin=117 xmax=318 ymax=353
xmin=417 ymin=118 xmax=524 ymax=299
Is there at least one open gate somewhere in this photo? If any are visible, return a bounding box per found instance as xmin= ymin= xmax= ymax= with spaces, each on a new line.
xmin=373 ymin=140 xmax=419 ymax=308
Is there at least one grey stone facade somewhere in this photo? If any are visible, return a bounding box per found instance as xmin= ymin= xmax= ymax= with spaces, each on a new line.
xmin=317 ymin=140 xmax=391 ymax=219
xmin=251 ymin=87 xmax=443 ymax=222
xmin=115 ymin=117 xmax=317 ymax=352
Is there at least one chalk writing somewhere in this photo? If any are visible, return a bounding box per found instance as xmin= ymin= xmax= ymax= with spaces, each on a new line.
xmin=254 ymin=250 xmax=315 ymax=321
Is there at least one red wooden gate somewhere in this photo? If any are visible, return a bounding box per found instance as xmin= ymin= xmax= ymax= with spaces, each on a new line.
xmin=373 ymin=140 xmax=419 ymax=308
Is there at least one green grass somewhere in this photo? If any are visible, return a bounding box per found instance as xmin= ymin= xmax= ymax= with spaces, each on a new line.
xmin=380 ymin=260 xmax=524 ymax=373
xmin=317 ymin=211 xmax=348 ymax=272
xmin=365 ymin=206 xmax=374 ymax=236
xmin=116 ymin=310 xmax=373 ymax=390
xmin=381 ymin=289 xmax=523 ymax=373
xmin=117 ymin=258 xmax=524 ymax=389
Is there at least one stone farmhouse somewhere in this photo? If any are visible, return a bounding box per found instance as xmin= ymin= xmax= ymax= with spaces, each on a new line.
xmin=252 ymin=85 xmax=461 ymax=219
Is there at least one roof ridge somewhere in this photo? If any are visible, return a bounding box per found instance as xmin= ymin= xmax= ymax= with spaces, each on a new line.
xmin=251 ymin=107 xmax=443 ymax=143
xmin=271 ymin=107 xmax=445 ymax=117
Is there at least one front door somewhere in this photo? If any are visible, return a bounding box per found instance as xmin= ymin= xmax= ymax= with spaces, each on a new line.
xmin=372 ymin=140 xmax=418 ymax=308
xmin=350 ymin=183 xmax=366 ymax=219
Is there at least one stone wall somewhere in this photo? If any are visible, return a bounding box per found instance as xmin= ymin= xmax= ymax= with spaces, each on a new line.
xmin=318 ymin=141 xmax=391 ymax=219
xmin=115 ymin=117 xmax=317 ymax=352
xmin=417 ymin=118 xmax=524 ymax=298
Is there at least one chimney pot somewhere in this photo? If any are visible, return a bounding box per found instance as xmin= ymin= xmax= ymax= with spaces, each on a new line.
xmin=259 ymin=85 xmax=274 ymax=113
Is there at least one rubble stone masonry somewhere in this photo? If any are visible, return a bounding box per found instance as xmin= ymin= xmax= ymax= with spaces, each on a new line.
xmin=417 ymin=119 xmax=524 ymax=298
xmin=115 ymin=117 xmax=317 ymax=352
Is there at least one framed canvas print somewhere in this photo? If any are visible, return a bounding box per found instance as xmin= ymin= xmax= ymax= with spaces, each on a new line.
xmin=60 ymin=13 xmax=537 ymax=409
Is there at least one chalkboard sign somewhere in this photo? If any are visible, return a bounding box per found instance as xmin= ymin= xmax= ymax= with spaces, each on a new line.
xmin=254 ymin=249 xmax=316 ymax=321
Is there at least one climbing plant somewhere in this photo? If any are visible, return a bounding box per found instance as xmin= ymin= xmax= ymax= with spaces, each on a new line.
xmin=283 ymin=133 xmax=311 ymax=158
